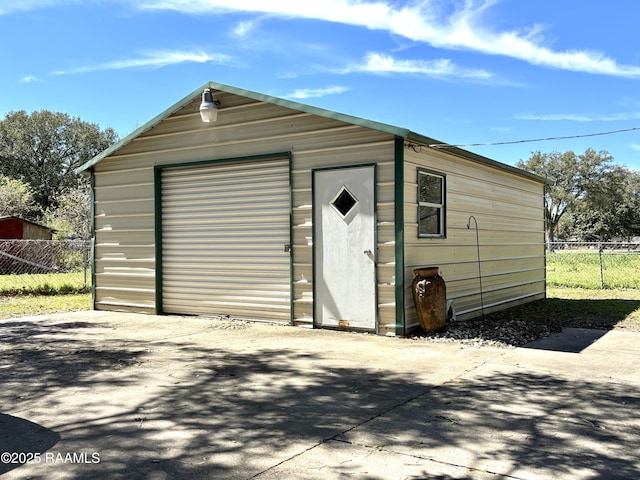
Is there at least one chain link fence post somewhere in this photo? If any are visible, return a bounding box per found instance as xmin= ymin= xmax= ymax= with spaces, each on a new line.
xmin=547 ymin=241 xmax=640 ymax=289
xmin=598 ymin=242 xmax=604 ymax=289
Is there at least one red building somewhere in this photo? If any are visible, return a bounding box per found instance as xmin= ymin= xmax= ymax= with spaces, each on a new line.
xmin=0 ymin=216 xmax=55 ymax=240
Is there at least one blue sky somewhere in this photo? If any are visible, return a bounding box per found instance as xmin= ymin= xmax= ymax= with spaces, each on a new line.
xmin=2 ymin=0 xmax=640 ymax=170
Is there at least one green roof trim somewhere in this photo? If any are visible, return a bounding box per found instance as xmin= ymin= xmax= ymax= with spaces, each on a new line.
xmin=76 ymin=80 xmax=549 ymax=184
xmin=76 ymin=83 xmax=207 ymax=174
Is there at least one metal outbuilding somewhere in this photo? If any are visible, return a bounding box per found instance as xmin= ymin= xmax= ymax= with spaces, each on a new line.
xmin=77 ymin=81 xmax=548 ymax=336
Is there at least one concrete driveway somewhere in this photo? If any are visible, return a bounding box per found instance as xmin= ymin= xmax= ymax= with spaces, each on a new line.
xmin=1 ymin=311 xmax=639 ymax=479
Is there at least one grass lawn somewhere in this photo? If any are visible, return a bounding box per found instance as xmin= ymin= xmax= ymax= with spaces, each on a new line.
xmin=0 ymin=271 xmax=91 ymax=319
xmin=0 ymin=271 xmax=89 ymax=296
xmin=502 ymin=287 xmax=640 ymax=331
xmin=547 ymin=251 xmax=640 ymax=289
xmin=0 ymin=293 xmax=91 ymax=319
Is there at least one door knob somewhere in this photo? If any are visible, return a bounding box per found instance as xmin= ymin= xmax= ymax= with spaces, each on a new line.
xmin=364 ymin=249 xmax=372 ymax=255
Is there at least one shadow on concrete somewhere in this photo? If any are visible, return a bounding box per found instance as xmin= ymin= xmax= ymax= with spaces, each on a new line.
xmin=0 ymin=319 xmax=148 ymax=406
xmin=0 ymin=414 xmax=60 ymax=475
xmin=337 ymin=369 xmax=640 ymax=480
xmin=1 ymin=317 xmax=638 ymax=479
xmin=523 ymin=297 xmax=640 ymax=330
xmin=523 ymin=328 xmax=609 ymax=353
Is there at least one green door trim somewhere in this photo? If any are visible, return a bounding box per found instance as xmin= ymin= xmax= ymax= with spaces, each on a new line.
xmin=153 ymin=151 xmax=293 ymax=324
xmin=394 ymin=137 xmax=406 ymax=336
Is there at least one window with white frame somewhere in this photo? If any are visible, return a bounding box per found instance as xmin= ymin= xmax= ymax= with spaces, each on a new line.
xmin=418 ymin=169 xmax=445 ymax=237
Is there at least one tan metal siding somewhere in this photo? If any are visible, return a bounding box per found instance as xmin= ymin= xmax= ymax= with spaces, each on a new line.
xmin=160 ymin=158 xmax=290 ymax=321
xmin=93 ymin=168 xmax=156 ymax=312
xmin=92 ymin=93 xmax=397 ymax=330
xmin=403 ymin=146 xmax=545 ymax=325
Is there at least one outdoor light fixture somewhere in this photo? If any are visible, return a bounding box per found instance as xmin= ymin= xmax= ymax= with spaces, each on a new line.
xmin=199 ymin=88 xmax=220 ymax=123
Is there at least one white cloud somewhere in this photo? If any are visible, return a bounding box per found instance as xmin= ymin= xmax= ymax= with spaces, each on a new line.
xmin=138 ymin=0 xmax=392 ymax=24
xmin=276 ymin=72 xmax=299 ymax=79
xmin=516 ymin=112 xmax=640 ymax=122
xmin=232 ymin=20 xmax=257 ymax=38
xmin=339 ymin=52 xmax=493 ymax=80
xmin=631 ymin=144 xmax=640 ymax=152
xmin=50 ymin=49 xmax=236 ymax=75
xmin=285 ymin=85 xmax=349 ymax=99
xmin=0 ymin=0 xmax=58 ymax=15
xmin=19 ymin=75 xmax=40 ymax=83
xmin=136 ymin=0 xmax=640 ymax=77
xmin=10 ymin=1 xmax=638 ymax=78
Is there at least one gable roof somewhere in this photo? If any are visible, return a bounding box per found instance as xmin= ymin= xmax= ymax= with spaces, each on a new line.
xmin=77 ymin=80 xmax=548 ymax=184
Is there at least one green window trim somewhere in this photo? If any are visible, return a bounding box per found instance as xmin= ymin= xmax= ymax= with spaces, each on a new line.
xmin=418 ymin=168 xmax=446 ymax=238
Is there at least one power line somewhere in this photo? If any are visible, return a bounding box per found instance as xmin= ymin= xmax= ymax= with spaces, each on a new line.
xmin=428 ymin=126 xmax=640 ymax=149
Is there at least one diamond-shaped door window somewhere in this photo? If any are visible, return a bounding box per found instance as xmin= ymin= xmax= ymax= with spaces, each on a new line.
xmin=331 ymin=186 xmax=358 ymax=217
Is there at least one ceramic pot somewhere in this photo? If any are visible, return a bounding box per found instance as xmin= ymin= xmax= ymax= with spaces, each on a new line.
xmin=411 ymin=267 xmax=446 ymax=332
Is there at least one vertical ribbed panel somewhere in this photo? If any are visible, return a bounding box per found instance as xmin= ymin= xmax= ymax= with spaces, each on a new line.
xmin=161 ymin=157 xmax=291 ymax=321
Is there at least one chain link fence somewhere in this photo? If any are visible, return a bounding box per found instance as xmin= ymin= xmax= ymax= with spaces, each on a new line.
xmin=0 ymin=240 xmax=91 ymax=294
xmin=2 ymin=240 xmax=639 ymax=295
xmin=547 ymin=241 xmax=640 ymax=289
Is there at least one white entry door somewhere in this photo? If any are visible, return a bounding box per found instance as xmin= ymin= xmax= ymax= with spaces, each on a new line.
xmin=313 ymin=165 xmax=376 ymax=330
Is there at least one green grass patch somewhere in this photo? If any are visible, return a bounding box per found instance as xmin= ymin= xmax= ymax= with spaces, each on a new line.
xmin=0 ymin=293 xmax=91 ymax=320
xmin=548 ymin=287 xmax=640 ymax=301
xmin=525 ymin=287 xmax=640 ymax=331
xmin=547 ymin=251 xmax=640 ymax=289
xmin=0 ymin=271 xmax=90 ymax=295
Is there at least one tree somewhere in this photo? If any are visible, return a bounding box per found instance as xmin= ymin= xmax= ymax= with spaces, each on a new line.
xmin=615 ymin=169 xmax=640 ymax=239
xmin=561 ymin=164 xmax=628 ymax=241
xmin=0 ymin=174 xmax=35 ymax=218
xmin=42 ymin=185 xmax=91 ymax=240
xmin=0 ymin=110 xmax=117 ymax=214
xmin=517 ymin=149 xmax=616 ymax=242
xmin=555 ymin=166 xmax=640 ymax=242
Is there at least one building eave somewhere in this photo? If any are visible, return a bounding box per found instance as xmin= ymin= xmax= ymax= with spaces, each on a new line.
xmin=405 ymin=132 xmax=552 ymax=185
xmin=76 ymin=80 xmax=549 ymax=185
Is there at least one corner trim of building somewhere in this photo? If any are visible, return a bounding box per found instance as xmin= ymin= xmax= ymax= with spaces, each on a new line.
xmin=394 ymin=137 xmax=405 ymax=336
xmin=90 ymin=168 xmax=97 ymax=310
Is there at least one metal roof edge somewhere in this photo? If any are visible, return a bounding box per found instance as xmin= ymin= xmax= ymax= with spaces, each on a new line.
xmin=76 ymin=83 xmax=211 ymax=174
xmin=77 ymin=80 xmax=548 ymax=185
xmin=406 ymin=132 xmax=551 ymax=185
xmin=206 ymin=80 xmax=412 ymax=138
xmin=76 ymin=81 xmax=412 ymax=174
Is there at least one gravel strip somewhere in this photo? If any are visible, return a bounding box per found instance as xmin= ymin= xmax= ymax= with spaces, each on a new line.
xmin=410 ymin=316 xmax=563 ymax=348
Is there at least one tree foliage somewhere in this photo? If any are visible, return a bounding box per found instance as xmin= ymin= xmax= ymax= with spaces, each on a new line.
xmin=560 ymin=165 xmax=636 ymax=241
xmin=0 ymin=110 xmax=117 ymax=238
xmin=576 ymin=167 xmax=640 ymax=241
xmin=0 ymin=110 xmax=117 ymax=213
xmin=616 ymin=171 xmax=640 ymax=238
xmin=517 ymin=149 xmax=618 ymax=242
xmin=0 ymin=174 xmax=35 ymax=218
xmin=42 ymin=185 xmax=91 ymax=240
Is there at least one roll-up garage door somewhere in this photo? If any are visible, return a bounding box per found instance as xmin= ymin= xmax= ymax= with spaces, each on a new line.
xmin=160 ymin=156 xmax=291 ymax=322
